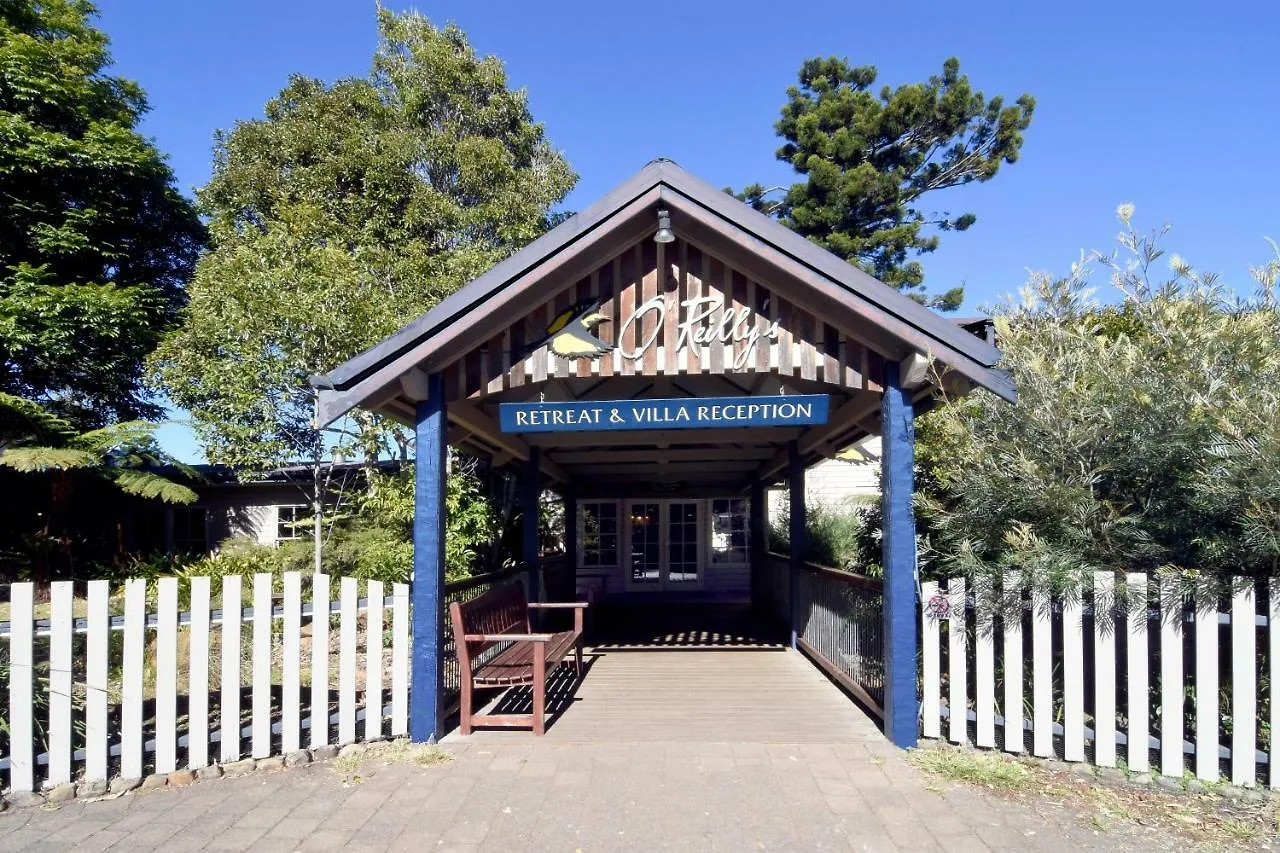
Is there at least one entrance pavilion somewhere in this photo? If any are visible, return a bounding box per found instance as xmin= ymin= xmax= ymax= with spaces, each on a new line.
xmin=312 ymin=159 xmax=1013 ymax=748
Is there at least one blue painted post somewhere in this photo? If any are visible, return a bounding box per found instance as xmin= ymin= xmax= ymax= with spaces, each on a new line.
xmin=787 ymin=441 xmax=804 ymax=650
xmin=521 ymin=447 xmax=541 ymax=603
xmin=410 ymin=373 xmax=447 ymax=743
xmin=881 ymin=360 xmax=920 ymax=748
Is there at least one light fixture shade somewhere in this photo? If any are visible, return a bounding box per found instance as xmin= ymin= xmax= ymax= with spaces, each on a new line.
xmin=654 ymin=209 xmax=675 ymax=243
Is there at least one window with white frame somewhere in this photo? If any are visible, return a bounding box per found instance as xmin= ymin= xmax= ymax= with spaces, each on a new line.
xmin=580 ymin=501 xmax=618 ymax=566
xmin=710 ymin=498 xmax=749 ymax=564
xmin=277 ymin=505 xmax=307 ymax=542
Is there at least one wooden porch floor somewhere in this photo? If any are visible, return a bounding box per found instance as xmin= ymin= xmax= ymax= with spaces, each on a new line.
xmin=447 ymin=606 xmax=885 ymax=743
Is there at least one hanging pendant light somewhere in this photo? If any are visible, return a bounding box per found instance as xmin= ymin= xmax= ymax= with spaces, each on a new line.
xmin=653 ymin=209 xmax=674 ymax=243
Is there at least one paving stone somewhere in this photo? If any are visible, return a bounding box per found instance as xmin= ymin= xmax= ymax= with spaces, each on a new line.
xmin=45 ymin=782 xmax=76 ymax=803
xmin=337 ymin=742 xmax=368 ymax=761
xmin=196 ymin=764 xmax=224 ymax=780
xmin=222 ymin=758 xmax=257 ymax=777
xmin=77 ymin=779 xmax=109 ymax=798
xmin=285 ymin=749 xmax=313 ymax=767
xmin=1097 ymin=767 xmax=1127 ymax=784
xmin=108 ymin=776 xmax=141 ymax=795
xmin=140 ymin=773 xmax=169 ymax=790
xmin=166 ymin=769 xmax=196 ymax=787
xmin=1154 ymin=775 xmax=1183 ymax=792
xmin=6 ymin=789 xmax=44 ymax=808
xmin=256 ymin=755 xmax=286 ymax=771
xmin=312 ymin=744 xmax=339 ymax=760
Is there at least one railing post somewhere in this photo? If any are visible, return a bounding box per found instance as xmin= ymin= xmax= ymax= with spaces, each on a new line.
xmin=881 ymin=360 xmax=919 ymax=748
xmin=411 ymin=372 xmax=447 ymax=743
xmin=788 ymin=440 xmax=805 ymax=650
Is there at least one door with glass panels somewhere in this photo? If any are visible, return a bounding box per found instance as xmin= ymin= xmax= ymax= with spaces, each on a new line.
xmin=626 ymin=500 xmax=702 ymax=590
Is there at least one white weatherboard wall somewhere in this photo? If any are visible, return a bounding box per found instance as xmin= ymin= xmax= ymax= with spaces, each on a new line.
xmin=767 ymin=438 xmax=881 ymax=526
xmin=0 ymin=575 xmax=409 ymax=792
xmin=921 ymin=574 xmax=1276 ymax=787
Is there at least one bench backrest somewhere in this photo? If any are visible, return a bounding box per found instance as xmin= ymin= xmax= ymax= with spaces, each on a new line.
xmin=449 ymin=581 xmax=530 ymax=672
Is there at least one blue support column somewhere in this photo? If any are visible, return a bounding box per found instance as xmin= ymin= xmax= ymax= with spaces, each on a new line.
xmin=787 ymin=441 xmax=805 ymax=650
xmin=881 ymin=360 xmax=920 ymax=748
xmin=521 ymin=447 xmax=541 ymax=602
xmin=410 ymin=373 xmax=447 ymax=743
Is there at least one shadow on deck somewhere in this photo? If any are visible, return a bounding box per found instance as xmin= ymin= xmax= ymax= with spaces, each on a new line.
xmin=446 ymin=605 xmax=885 ymax=744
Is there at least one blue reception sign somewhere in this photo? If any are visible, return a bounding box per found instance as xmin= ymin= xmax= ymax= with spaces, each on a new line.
xmin=499 ymin=395 xmax=829 ymax=433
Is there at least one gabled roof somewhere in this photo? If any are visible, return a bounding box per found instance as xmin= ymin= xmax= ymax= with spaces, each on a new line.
xmin=313 ymin=159 xmax=1013 ymax=425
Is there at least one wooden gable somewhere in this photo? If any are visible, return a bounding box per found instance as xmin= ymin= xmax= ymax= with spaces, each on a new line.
xmin=439 ymin=236 xmax=885 ymax=404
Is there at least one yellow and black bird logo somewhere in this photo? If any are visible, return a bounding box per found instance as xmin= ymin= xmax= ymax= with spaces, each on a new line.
xmin=541 ymin=299 xmax=613 ymax=359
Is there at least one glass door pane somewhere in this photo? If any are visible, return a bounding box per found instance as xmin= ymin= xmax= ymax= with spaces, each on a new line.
xmin=628 ymin=502 xmax=661 ymax=585
xmin=666 ymin=501 xmax=700 ymax=584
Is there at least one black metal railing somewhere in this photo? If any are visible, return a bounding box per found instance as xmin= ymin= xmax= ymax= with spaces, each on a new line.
xmin=756 ymin=551 xmax=885 ymax=718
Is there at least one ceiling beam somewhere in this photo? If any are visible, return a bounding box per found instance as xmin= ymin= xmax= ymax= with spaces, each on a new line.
xmin=551 ymin=447 xmax=776 ymax=465
xmin=756 ymin=394 xmax=883 ymax=482
xmin=524 ymin=426 xmax=803 ymax=448
xmin=447 ymin=400 xmax=569 ymax=483
xmin=568 ymin=460 xmax=760 ymax=476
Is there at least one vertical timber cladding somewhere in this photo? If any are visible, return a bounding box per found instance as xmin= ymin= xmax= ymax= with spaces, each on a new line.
xmin=440 ymin=237 xmax=886 ymax=402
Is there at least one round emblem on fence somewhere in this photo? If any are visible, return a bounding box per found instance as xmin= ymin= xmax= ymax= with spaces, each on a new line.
xmin=926 ymin=594 xmax=950 ymax=620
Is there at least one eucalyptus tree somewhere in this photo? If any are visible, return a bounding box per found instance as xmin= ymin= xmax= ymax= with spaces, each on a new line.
xmin=152 ymin=9 xmax=576 ymax=570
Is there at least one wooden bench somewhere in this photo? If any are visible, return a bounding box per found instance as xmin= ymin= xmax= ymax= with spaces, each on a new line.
xmin=448 ymin=582 xmax=588 ymax=735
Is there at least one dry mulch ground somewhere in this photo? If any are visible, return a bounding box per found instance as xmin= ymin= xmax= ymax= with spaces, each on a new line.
xmin=909 ymin=744 xmax=1280 ymax=851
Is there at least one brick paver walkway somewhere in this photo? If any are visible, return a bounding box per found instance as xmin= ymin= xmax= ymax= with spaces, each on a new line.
xmin=2 ymin=737 xmax=1176 ymax=852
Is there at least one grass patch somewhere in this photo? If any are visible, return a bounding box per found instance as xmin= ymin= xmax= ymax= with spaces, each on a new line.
xmin=908 ymin=746 xmax=1032 ymax=792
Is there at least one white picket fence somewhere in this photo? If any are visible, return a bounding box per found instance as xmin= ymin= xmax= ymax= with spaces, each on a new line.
xmin=2 ymin=573 xmax=410 ymax=793
xmin=921 ymin=572 xmax=1278 ymax=787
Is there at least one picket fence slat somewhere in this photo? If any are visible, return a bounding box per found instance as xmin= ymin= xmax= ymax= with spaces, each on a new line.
xmin=1126 ymin=573 xmax=1150 ymax=772
xmin=1094 ymin=571 xmax=1116 ymax=768
xmin=975 ymin=600 xmax=995 ymax=749
xmin=366 ymin=580 xmax=385 ymax=742
xmin=85 ymin=580 xmax=110 ymax=782
xmin=310 ymin=572 xmax=331 ymax=749
xmin=391 ymin=582 xmax=410 ymax=737
xmin=221 ymin=575 xmax=243 ymax=763
xmin=1063 ymin=593 xmax=1084 ymax=762
xmin=122 ymin=578 xmax=146 ymax=780
xmin=947 ymin=577 xmax=966 ymax=745
xmin=1003 ymin=570 xmax=1023 ymax=754
xmin=1272 ymin=579 xmax=1280 ymax=790
xmin=339 ymin=577 xmax=358 ymax=745
xmin=1232 ymin=582 xmax=1257 ymax=786
xmin=9 ymin=582 xmax=34 ymax=791
xmin=282 ymin=571 xmax=302 ymax=754
xmin=252 ymin=573 xmax=272 ymax=759
xmin=1032 ymin=586 xmax=1052 ymax=757
xmin=1160 ymin=578 xmax=1184 ymax=778
xmin=189 ymin=576 xmax=211 ymax=770
xmin=1194 ymin=590 xmax=1219 ymax=782
xmin=48 ymin=581 xmax=73 ymax=785
xmin=920 ymin=581 xmax=940 ymax=740
xmin=156 ymin=577 xmax=179 ymax=774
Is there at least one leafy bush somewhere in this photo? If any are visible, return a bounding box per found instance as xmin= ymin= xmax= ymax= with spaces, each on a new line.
xmin=770 ymin=496 xmax=875 ymax=573
xmin=919 ymin=209 xmax=1280 ymax=598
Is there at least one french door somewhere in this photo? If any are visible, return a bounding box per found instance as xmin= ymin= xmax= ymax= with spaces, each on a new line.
xmin=625 ymin=500 xmax=702 ymax=590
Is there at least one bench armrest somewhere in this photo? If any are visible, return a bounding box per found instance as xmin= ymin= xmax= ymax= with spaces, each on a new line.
xmin=462 ymin=633 xmax=553 ymax=643
xmin=526 ymin=602 xmax=590 ymax=609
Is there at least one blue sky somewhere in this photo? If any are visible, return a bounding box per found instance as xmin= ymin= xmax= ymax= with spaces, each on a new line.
xmin=95 ymin=0 xmax=1278 ymax=461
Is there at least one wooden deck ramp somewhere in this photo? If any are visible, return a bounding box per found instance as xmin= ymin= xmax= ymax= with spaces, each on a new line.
xmin=449 ymin=606 xmax=885 ymax=743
